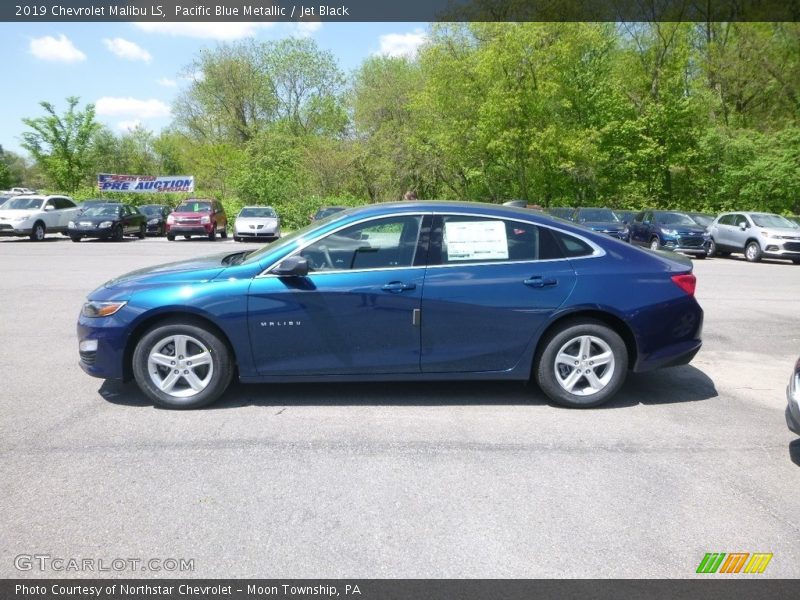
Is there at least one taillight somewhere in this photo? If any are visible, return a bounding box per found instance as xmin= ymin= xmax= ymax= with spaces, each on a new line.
xmin=671 ymin=273 xmax=696 ymax=296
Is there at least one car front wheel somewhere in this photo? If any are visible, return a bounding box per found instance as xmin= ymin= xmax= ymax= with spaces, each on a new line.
xmin=649 ymin=237 xmax=660 ymax=251
xmin=29 ymin=221 xmax=46 ymax=241
xmin=745 ymin=241 xmax=762 ymax=262
xmin=535 ymin=320 xmax=628 ymax=408
xmin=132 ymin=321 xmax=234 ymax=409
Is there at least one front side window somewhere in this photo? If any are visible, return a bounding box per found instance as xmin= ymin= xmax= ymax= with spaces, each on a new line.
xmin=300 ymin=215 xmax=423 ymax=272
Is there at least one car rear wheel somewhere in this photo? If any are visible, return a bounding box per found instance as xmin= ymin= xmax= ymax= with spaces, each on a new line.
xmin=233 ymin=235 xmax=241 ymax=242
xmin=137 ymin=224 xmax=146 ymax=239
xmin=132 ymin=321 xmax=234 ymax=409
xmin=70 ymin=235 xmax=81 ymax=242
xmin=535 ymin=320 xmax=628 ymax=408
xmin=792 ymin=258 xmax=800 ymax=265
xmin=167 ymin=234 xmax=175 ymax=241
xmin=220 ymin=226 xmax=227 ymax=239
xmin=29 ymin=221 xmax=45 ymax=241
xmin=184 ymin=235 xmax=191 ymax=240
xmin=745 ymin=241 xmax=762 ymax=262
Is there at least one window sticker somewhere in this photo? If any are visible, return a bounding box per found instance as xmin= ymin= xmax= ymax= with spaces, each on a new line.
xmin=444 ymin=220 xmax=509 ymax=261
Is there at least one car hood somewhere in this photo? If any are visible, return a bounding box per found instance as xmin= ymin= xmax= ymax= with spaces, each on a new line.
xmin=171 ymin=211 xmax=210 ymax=218
xmin=76 ymin=215 xmax=119 ymax=224
xmin=103 ymin=253 xmax=232 ymax=289
xmin=0 ymin=209 xmax=38 ymax=220
xmin=659 ymin=225 xmax=707 ymax=235
xmin=759 ymin=227 xmax=800 ymax=237
xmin=583 ymin=220 xmax=626 ymax=231
xmin=236 ymin=217 xmax=278 ymax=226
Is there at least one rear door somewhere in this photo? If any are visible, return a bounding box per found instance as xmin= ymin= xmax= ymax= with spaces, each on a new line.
xmin=420 ymin=215 xmax=577 ymax=373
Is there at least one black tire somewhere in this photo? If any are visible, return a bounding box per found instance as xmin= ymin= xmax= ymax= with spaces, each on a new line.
xmin=220 ymin=225 xmax=228 ymax=239
xmin=160 ymin=224 xmax=167 ymax=237
xmin=70 ymin=235 xmax=81 ymax=243
xmin=184 ymin=235 xmax=191 ymax=240
xmin=707 ymin=238 xmax=717 ymax=257
xmin=29 ymin=221 xmax=46 ymax=241
xmin=112 ymin=224 xmax=124 ymax=242
xmin=208 ymin=228 xmax=216 ymax=241
xmin=233 ymin=235 xmax=241 ymax=242
xmin=792 ymin=258 xmax=800 ymax=265
xmin=132 ymin=321 xmax=234 ymax=409
xmin=649 ymin=236 xmax=660 ymax=251
xmin=745 ymin=240 xmax=762 ymax=263
xmin=167 ymin=234 xmax=175 ymax=241
xmin=137 ymin=223 xmax=146 ymax=239
xmin=693 ymin=253 xmax=706 ymax=260
xmin=535 ymin=319 xmax=628 ymax=408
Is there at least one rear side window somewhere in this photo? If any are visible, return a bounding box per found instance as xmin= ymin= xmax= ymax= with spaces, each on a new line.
xmin=430 ymin=216 xmax=564 ymax=264
xmin=548 ymin=229 xmax=595 ymax=258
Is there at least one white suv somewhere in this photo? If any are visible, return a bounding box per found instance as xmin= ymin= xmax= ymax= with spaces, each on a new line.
xmin=707 ymin=211 xmax=800 ymax=264
xmin=0 ymin=194 xmax=80 ymax=241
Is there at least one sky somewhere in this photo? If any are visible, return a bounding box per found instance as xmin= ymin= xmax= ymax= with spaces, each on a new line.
xmin=0 ymin=21 xmax=429 ymax=157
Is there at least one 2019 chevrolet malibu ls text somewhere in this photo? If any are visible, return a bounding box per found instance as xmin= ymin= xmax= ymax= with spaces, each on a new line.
xmin=77 ymin=201 xmax=703 ymax=409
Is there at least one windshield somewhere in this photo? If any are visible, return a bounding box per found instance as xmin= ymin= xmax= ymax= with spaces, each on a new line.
xmin=83 ymin=205 xmax=122 ymax=217
xmin=657 ymin=212 xmax=696 ymax=226
xmin=752 ymin=214 xmax=798 ymax=229
xmin=239 ymin=207 xmax=277 ymax=218
xmin=2 ymin=197 xmax=44 ymax=210
xmin=315 ymin=207 xmax=345 ymax=219
xmin=176 ymin=202 xmax=211 ymax=212
xmin=578 ymin=209 xmax=618 ymax=222
xmin=139 ymin=206 xmax=162 ymax=216
xmin=242 ymin=209 xmax=350 ymax=265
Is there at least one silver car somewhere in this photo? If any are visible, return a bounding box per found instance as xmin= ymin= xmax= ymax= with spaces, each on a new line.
xmin=707 ymin=211 xmax=800 ymax=263
xmin=233 ymin=206 xmax=280 ymax=242
xmin=788 ymin=357 xmax=800 ymax=435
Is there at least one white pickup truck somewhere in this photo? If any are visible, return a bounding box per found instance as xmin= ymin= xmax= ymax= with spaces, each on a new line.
xmin=0 ymin=195 xmax=80 ymax=241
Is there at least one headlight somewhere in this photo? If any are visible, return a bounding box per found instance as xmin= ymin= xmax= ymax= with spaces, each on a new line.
xmin=760 ymin=231 xmax=772 ymax=238
xmin=99 ymin=221 xmax=113 ymax=228
xmin=68 ymin=221 xmax=75 ymax=228
xmin=167 ymin=215 xmax=175 ymax=224
xmin=661 ymin=228 xmax=678 ymax=236
xmin=148 ymin=218 xmax=159 ymax=225
xmin=81 ymin=301 xmax=127 ymax=318
xmin=200 ymin=215 xmax=211 ymax=224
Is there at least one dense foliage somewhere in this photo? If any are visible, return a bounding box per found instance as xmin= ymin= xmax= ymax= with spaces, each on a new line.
xmin=12 ymin=24 xmax=800 ymax=225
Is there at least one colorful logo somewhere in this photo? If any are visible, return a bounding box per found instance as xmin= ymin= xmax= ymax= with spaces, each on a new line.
xmin=696 ymin=553 xmax=773 ymax=574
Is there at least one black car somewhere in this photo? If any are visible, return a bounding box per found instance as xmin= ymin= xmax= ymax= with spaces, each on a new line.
xmin=139 ymin=204 xmax=172 ymax=236
xmin=570 ymin=207 xmax=630 ymax=242
xmin=68 ymin=203 xmax=147 ymax=242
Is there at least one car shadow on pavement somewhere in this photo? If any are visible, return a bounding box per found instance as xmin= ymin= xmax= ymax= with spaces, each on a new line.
xmin=790 ymin=440 xmax=800 ymax=468
xmin=97 ymin=364 xmax=717 ymax=410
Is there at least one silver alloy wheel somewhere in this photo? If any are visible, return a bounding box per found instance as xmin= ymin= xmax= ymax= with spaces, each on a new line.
xmin=553 ymin=335 xmax=615 ymax=397
xmin=147 ymin=334 xmax=214 ymax=398
xmin=33 ymin=223 xmax=45 ymax=241
xmin=746 ymin=243 xmax=759 ymax=260
xmin=649 ymin=238 xmax=659 ymax=251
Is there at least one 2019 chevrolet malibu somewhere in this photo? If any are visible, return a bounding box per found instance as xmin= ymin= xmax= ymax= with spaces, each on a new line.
xmin=77 ymin=201 xmax=703 ymax=409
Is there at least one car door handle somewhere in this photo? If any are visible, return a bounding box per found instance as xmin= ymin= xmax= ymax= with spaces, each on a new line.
xmin=523 ymin=276 xmax=557 ymax=288
xmin=382 ymin=282 xmax=416 ymax=293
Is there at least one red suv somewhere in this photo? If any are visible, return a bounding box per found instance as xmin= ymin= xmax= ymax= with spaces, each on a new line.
xmin=166 ymin=199 xmax=228 ymax=241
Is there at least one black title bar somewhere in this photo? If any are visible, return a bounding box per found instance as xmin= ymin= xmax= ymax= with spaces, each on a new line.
xmin=3 ymin=0 xmax=800 ymax=22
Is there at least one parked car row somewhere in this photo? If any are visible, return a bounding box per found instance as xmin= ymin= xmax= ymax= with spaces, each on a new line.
xmin=543 ymin=206 xmax=800 ymax=264
xmin=0 ymin=193 xmax=284 ymax=244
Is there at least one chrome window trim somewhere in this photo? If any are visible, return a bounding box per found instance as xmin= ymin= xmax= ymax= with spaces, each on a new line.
xmin=256 ymin=209 xmax=605 ymax=278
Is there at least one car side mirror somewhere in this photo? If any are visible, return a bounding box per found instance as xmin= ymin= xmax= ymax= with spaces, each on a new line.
xmin=273 ymin=256 xmax=309 ymax=277
xmin=738 ymin=222 xmax=747 ymax=230
xmin=44 ymin=205 xmax=55 ymax=211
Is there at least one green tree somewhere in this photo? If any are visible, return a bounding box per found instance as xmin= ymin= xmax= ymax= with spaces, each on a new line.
xmin=21 ymin=96 xmax=100 ymax=192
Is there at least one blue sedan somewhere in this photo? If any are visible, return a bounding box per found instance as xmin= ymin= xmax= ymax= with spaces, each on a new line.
xmin=77 ymin=201 xmax=703 ymax=409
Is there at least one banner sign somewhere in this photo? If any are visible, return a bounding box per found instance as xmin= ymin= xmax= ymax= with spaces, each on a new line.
xmin=98 ymin=174 xmax=194 ymax=193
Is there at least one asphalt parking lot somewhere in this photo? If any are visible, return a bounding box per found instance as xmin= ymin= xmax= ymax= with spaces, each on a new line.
xmin=1 ymin=235 xmax=799 ymax=578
